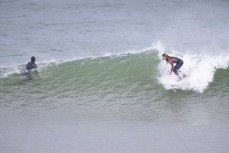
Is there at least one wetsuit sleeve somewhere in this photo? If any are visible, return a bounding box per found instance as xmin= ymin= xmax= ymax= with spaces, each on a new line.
xmin=25 ymin=62 xmax=30 ymax=70
xmin=25 ymin=62 xmax=37 ymax=70
xmin=168 ymin=59 xmax=174 ymax=73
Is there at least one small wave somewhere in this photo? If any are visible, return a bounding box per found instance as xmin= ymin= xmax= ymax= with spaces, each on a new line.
xmin=0 ymin=66 xmax=24 ymax=78
xmin=1 ymin=43 xmax=229 ymax=93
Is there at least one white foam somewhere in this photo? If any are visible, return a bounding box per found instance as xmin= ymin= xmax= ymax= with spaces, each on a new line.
xmin=0 ymin=66 xmax=23 ymax=78
xmin=157 ymin=52 xmax=229 ymax=93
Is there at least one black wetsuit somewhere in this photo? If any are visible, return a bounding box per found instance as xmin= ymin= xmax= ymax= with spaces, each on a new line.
xmin=25 ymin=61 xmax=37 ymax=71
xmin=169 ymin=56 xmax=183 ymax=76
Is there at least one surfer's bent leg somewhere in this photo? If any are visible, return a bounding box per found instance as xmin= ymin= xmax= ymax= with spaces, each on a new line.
xmin=173 ymin=69 xmax=179 ymax=76
xmin=173 ymin=60 xmax=183 ymax=79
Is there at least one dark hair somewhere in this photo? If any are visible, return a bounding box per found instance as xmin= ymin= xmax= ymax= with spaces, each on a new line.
xmin=31 ymin=56 xmax=36 ymax=62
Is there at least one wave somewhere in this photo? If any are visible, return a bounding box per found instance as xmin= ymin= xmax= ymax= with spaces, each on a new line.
xmin=157 ymin=52 xmax=229 ymax=93
xmin=0 ymin=45 xmax=229 ymax=93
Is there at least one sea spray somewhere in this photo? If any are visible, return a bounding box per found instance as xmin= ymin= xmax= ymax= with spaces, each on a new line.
xmin=157 ymin=52 xmax=229 ymax=93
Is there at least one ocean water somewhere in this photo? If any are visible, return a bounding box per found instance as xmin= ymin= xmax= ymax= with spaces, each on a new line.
xmin=0 ymin=0 xmax=229 ymax=153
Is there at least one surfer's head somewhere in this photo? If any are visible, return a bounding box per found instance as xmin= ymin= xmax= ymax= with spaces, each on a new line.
xmin=31 ymin=56 xmax=36 ymax=62
xmin=162 ymin=53 xmax=169 ymax=61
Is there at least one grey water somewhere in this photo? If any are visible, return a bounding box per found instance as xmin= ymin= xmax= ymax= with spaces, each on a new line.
xmin=1 ymin=0 xmax=229 ymax=66
xmin=0 ymin=0 xmax=229 ymax=153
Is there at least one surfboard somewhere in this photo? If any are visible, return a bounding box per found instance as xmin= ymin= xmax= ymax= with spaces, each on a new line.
xmin=182 ymin=74 xmax=188 ymax=79
xmin=177 ymin=74 xmax=188 ymax=82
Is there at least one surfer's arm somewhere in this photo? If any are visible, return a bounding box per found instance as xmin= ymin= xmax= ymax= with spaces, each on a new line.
xmin=25 ymin=62 xmax=30 ymax=70
xmin=170 ymin=64 xmax=174 ymax=75
xmin=168 ymin=60 xmax=174 ymax=74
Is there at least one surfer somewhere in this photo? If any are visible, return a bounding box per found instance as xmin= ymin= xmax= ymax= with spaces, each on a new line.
xmin=26 ymin=56 xmax=37 ymax=71
xmin=23 ymin=56 xmax=38 ymax=79
xmin=162 ymin=53 xmax=185 ymax=80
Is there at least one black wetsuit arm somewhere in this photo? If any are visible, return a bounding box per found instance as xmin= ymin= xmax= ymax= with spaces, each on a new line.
xmin=25 ymin=62 xmax=37 ymax=71
xmin=170 ymin=63 xmax=174 ymax=73
xmin=25 ymin=63 xmax=30 ymax=70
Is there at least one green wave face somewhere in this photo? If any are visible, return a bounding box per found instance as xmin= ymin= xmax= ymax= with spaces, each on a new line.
xmin=0 ymin=51 xmax=229 ymax=101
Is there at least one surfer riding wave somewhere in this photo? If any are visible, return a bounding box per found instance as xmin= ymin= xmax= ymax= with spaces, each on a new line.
xmin=162 ymin=53 xmax=186 ymax=80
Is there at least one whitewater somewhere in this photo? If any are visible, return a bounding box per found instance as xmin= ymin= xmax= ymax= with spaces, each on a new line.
xmin=1 ymin=0 xmax=229 ymax=153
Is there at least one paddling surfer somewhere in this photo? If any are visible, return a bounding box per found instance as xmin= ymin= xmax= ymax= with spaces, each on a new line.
xmin=26 ymin=56 xmax=37 ymax=71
